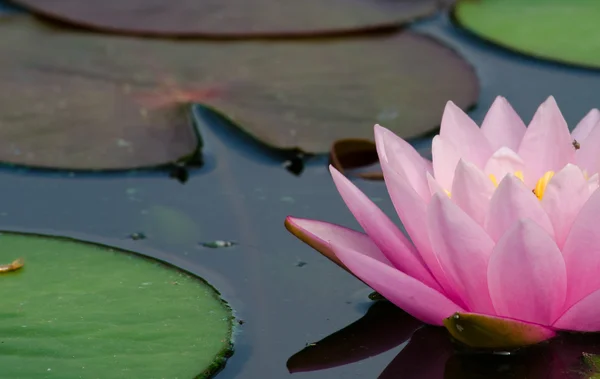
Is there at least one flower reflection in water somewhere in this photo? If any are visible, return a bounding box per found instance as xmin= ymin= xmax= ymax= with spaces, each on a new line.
xmin=287 ymin=300 xmax=600 ymax=378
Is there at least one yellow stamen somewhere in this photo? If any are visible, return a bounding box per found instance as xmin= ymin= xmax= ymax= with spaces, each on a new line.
xmin=533 ymin=171 xmax=555 ymax=200
xmin=514 ymin=171 xmax=524 ymax=182
xmin=445 ymin=189 xmax=451 ymax=198
xmin=489 ymin=171 xmax=523 ymax=187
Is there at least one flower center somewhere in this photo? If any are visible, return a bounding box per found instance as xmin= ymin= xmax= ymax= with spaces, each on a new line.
xmin=488 ymin=171 xmax=555 ymax=200
xmin=488 ymin=171 xmax=524 ymax=187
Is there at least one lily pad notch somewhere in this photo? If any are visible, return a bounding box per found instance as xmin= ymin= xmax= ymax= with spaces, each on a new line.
xmin=0 ymin=230 xmax=234 ymax=378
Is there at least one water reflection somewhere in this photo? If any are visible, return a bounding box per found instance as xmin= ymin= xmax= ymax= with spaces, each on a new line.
xmin=287 ymin=301 xmax=422 ymax=373
xmin=288 ymin=301 xmax=600 ymax=378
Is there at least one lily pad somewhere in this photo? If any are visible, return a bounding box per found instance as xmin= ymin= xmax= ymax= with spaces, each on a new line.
xmin=453 ymin=0 xmax=600 ymax=69
xmin=7 ymin=0 xmax=441 ymax=38
xmin=0 ymin=231 xmax=233 ymax=378
xmin=0 ymin=16 xmax=477 ymax=169
xmin=583 ymin=353 xmax=600 ymax=378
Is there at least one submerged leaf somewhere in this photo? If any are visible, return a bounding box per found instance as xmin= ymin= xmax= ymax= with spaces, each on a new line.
xmin=8 ymin=0 xmax=441 ymax=37
xmin=0 ymin=16 xmax=478 ymax=169
xmin=443 ymin=312 xmax=556 ymax=350
xmin=0 ymin=231 xmax=232 ymax=378
xmin=142 ymin=205 xmax=200 ymax=246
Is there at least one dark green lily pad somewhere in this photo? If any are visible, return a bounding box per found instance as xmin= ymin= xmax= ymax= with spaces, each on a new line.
xmin=7 ymin=0 xmax=440 ymax=38
xmin=453 ymin=0 xmax=600 ymax=69
xmin=582 ymin=353 xmax=600 ymax=378
xmin=0 ymin=231 xmax=233 ymax=378
xmin=0 ymin=16 xmax=477 ymax=169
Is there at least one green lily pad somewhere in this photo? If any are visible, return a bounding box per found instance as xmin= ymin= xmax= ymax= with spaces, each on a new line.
xmin=7 ymin=0 xmax=441 ymax=38
xmin=0 ymin=231 xmax=233 ymax=378
xmin=443 ymin=312 xmax=556 ymax=350
xmin=583 ymin=353 xmax=600 ymax=378
xmin=0 ymin=16 xmax=478 ymax=169
xmin=453 ymin=0 xmax=600 ymax=69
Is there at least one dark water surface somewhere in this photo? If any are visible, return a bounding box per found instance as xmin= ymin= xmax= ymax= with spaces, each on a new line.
xmin=1 ymin=4 xmax=600 ymax=378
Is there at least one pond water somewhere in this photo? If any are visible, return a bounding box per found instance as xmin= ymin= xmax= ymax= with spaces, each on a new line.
xmin=1 ymin=3 xmax=600 ymax=379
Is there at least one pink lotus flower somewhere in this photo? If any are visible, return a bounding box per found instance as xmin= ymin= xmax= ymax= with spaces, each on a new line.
xmin=285 ymin=96 xmax=600 ymax=349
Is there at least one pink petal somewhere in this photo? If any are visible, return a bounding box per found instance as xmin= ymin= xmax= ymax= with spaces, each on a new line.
xmin=560 ymin=189 xmax=600 ymax=309
xmin=428 ymin=194 xmax=495 ymax=314
xmin=553 ymin=287 xmax=600 ymax=331
xmin=484 ymin=175 xmax=554 ymax=242
xmin=373 ymin=125 xmax=432 ymax=201
xmin=376 ymin=137 xmax=462 ymax=303
xmin=571 ymin=108 xmax=600 ymax=142
xmin=329 ymin=166 xmax=439 ymax=290
xmin=431 ymin=135 xmax=461 ymax=191
xmin=518 ymin=97 xmax=574 ymax=186
xmin=332 ymin=243 xmax=464 ymax=325
xmin=589 ymin=173 xmax=600 ymax=193
xmin=487 ymin=219 xmax=567 ymax=325
xmin=426 ymin=172 xmax=446 ymax=197
xmin=575 ymin=117 xmax=600 ymax=177
xmin=480 ymin=96 xmax=527 ymax=151
xmin=483 ymin=147 xmax=525 ymax=182
xmin=439 ymin=101 xmax=493 ymax=168
xmin=540 ymin=164 xmax=590 ymax=249
xmin=451 ymin=159 xmax=495 ymax=225
xmin=284 ymin=216 xmax=391 ymax=268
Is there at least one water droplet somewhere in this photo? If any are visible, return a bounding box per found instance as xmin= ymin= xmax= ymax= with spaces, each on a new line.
xmin=128 ymin=232 xmax=146 ymax=241
xmin=377 ymin=108 xmax=399 ymax=121
xmin=200 ymin=240 xmax=237 ymax=249
xmin=116 ymin=138 xmax=131 ymax=148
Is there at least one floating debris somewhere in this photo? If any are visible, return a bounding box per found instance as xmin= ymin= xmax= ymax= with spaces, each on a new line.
xmin=200 ymin=240 xmax=237 ymax=249
xmin=368 ymin=291 xmax=385 ymax=301
xmin=0 ymin=258 xmax=24 ymax=273
xmin=280 ymin=196 xmax=295 ymax=204
xmin=128 ymin=232 xmax=147 ymax=241
xmin=295 ymin=261 xmax=307 ymax=268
